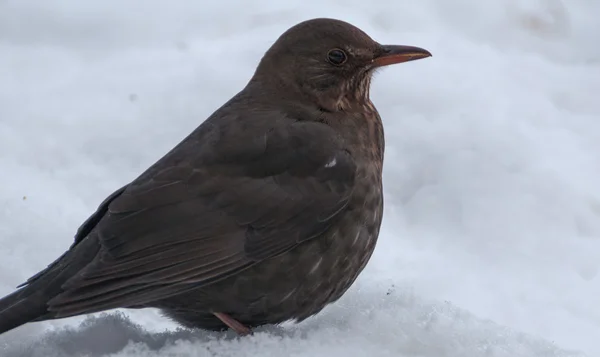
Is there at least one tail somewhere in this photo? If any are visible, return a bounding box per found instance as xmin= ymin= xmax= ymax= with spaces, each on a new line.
xmin=0 ymin=186 xmax=127 ymax=334
xmin=0 ymin=287 xmax=51 ymax=334
xmin=0 ymin=235 xmax=101 ymax=335
xmin=0 ymin=254 xmax=72 ymax=334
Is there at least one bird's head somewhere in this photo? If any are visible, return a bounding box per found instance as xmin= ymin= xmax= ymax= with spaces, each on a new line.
xmin=253 ymin=18 xmax=431 ymax=112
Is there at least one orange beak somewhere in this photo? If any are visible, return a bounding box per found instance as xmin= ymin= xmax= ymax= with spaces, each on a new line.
xmin=373 ymin=45 xmax=432 ymax=67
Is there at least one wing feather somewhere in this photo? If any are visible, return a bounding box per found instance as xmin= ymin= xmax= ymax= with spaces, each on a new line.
xmin=36 ymin=116 xmax=356 ymax=316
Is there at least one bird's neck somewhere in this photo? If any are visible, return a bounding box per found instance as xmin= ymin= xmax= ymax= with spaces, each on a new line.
xmin=243 ymin=77 xmax=384 ymax=169
xmin=248 ymin=71 xmax=374 ymax=114
xmin=311 ymin=73 xmax=374 ymax=113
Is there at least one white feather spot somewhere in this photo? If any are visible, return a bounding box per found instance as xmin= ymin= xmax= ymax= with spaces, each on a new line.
xmin=325 ymin=157 xmax=337 ymax=168
xmin=310 ymin=257 xmax=323 ymax=274
xmin=351 ymin=229 xmax=361 ymax=246
xmin=282 ymin=288 xmax=297 ymax=301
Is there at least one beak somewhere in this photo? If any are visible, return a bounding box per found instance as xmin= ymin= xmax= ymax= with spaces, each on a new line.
xmin=372 ymin=45 xmax=432 ymax=67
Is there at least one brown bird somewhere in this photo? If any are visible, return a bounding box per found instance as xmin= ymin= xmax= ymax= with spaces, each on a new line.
xmin=0 ymin=18 xmax=430 ymax=335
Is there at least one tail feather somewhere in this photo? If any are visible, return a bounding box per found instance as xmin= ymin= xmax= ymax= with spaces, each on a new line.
xmin=0 ymin=289 xmax=50 ymax=334
xmin=0 ymin=234 xmax=101 ymax=335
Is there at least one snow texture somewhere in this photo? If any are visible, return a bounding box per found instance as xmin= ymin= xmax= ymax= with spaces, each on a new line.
xmin=1 ymin=0 xmax=599 ymax=356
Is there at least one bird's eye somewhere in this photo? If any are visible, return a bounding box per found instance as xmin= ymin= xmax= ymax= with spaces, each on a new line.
xmin=327 ymin=49 xmax=347 ymax=65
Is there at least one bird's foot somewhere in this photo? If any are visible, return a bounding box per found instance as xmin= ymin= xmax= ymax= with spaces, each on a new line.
xmin=213 ymin=312 xmax=252 ymax=336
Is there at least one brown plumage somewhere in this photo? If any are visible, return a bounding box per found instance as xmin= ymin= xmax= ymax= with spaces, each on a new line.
xmin=0 ymin=18 xmax=431 ymax=335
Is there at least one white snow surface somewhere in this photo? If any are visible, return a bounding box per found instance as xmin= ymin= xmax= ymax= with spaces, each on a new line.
xmin=1 ymin=0 xmax=599 ymax=356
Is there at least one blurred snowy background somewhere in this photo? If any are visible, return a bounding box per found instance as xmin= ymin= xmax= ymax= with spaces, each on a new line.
xmin=0 ymin=0 xmax=599 ymax=356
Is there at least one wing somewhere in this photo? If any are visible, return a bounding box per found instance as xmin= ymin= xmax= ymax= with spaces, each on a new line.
xmin=43 ymin=114 xmax=356 ymax=316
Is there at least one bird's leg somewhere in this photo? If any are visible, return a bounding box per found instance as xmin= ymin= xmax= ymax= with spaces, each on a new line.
xmin=213 ymin=312 xmax=252 ymax=336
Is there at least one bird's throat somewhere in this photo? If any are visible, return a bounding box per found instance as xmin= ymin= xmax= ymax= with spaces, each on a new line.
xmin=316 ymin=73 xmax=374 ymax=113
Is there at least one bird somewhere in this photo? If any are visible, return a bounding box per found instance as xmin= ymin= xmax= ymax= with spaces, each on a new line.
xmin=0 ymin=17 xmax=431 ymax=336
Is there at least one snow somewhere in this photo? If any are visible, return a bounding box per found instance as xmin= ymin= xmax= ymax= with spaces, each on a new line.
xmin=1 ymin=0 xmax=599 ymax=356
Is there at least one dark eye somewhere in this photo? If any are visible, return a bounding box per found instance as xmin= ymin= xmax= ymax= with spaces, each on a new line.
xmin=327 ymin=49 xmax=347 ymax=65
